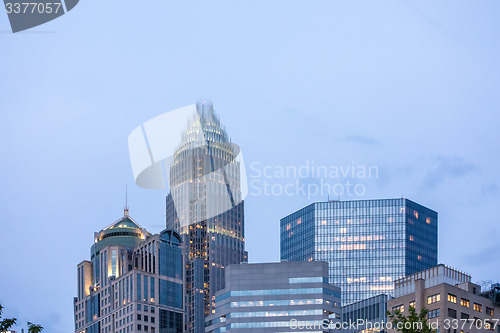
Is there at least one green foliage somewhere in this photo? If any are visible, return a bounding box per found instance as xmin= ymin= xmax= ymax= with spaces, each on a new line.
xmin=27 ymin=322 xmax=44 ymax=333
xmin=387 ymin=306 xmax=435 ymax=333
xmin=0 ymin=304 xmax=44 ymax=333
xmin=0 ymin=304 xmax=17 ymax=332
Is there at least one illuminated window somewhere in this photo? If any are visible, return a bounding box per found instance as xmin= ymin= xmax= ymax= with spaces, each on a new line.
xmin=297 ymin=218 xmax=302 ymax=225
xmin=426 ymin=217 xmax=431 ymax=224
xmin=460 ymin=298 xmax=469 ymax=308
xmin=392 ymin=304 xmax=404 ymax=313
xmin=448 ymin=293 xmax=457 ymax=303
xmin=418 ymin=255 xmax=422 ymax=261
xmin=409 ymin=301 xmax=415 ymax=308
xmin=409 ymin=235 xmax=414 ymax=241
xmin=427 ymin=293 xmax=440 ymax=304
xmin=414 ymin=211 xmax=419 ymax=219
xmin=486 ymin=307 xmax=494 ymax=316
xmin=474 ymin=303 xmax=482 ymax=312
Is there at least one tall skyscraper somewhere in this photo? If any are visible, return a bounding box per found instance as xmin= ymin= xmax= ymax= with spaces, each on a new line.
xmin=280 ymin=198 xmax=438 ymax=305
xmin=166 ymin=100 xmax=247 ymax=333
xmin=74 ymin=208 xmax=185 ymax=333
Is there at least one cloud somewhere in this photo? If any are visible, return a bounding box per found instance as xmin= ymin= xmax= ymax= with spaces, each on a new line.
xmin=462 ymin=242 xmax=500 ymax=268
xmin=345 ymin=135 xmax=379 ymax=146
xmin=481 ymin=183 xmax=499 ymax=197
xmin=422 ymin=155 xmax=479 ymax=189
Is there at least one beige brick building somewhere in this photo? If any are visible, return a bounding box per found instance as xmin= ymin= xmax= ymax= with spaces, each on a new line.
xmin=388 ymin=265 xmax=499 ymax=333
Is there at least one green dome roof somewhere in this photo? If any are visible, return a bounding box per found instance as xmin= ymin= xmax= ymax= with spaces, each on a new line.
xmin=91 ymin=209 xmax=151 ymax=255
xmin=104 ymin=216 xmax=142 ymax=230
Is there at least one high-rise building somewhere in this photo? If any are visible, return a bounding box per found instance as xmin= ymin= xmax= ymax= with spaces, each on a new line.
xmin=205 ymin=262 xmax=341 ymax=333
xmin=341 ymin=294 xmax=391 ymax=333
xmin=74 ymin=208 xmax=185 ymax=333
xmin=166 ymin=100 xmax=247 ymax=333
xmin=280 ymin=198 xmax=438 ymax=305
xmin=388 ymin=264 xmax=500 ymax=333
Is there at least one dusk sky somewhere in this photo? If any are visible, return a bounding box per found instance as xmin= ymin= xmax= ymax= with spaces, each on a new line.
xmin=1 ymin=1 xmax=500 ymax=331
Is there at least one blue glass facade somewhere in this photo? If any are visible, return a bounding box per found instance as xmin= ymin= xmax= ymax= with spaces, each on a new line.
xmin=159 ymin=231 xmax=183 ymax=280
xmin=280 ymin=198 xmax=438 ymax=305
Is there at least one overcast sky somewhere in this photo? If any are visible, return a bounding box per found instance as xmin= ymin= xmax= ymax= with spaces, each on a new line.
xmin=1 ymin=1 xmax=500 ymax=331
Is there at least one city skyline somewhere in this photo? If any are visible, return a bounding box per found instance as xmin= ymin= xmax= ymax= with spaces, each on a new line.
xmin=2 ymin=1 xmax=500 ymax=332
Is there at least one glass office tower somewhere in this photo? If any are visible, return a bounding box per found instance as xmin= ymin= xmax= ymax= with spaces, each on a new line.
xmin=280 ymin=198 xmax=438 ymax=305
xmin=166 ymin=100 xmax=247 ymax=333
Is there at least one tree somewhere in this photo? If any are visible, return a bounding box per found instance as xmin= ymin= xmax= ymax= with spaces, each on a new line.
xmin=27 ymin=322 xmax=44 ymax=333
xmin=0 ymin=304 xmax=17 ymax=332
xmin=387 ymin=306 xmax=435 ymax=333
xmin=0 ymin=304 xmax=44 ymax=333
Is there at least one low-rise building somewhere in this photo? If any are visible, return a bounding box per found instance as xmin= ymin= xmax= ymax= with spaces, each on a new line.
xmin=205 ymin=261 xmax=341 ymax=333
xmin=341 ymin=294 xmax=391 ymax=333
xmin=388 ymin=264 xmax=500 ymax=333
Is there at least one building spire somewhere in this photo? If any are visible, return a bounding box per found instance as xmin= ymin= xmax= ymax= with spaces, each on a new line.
xmin=124 ymin=184 xmax=129 ymax=217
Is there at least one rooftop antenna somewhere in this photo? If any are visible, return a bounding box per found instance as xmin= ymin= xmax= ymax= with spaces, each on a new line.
xmin=124 ymin=184 xmax=129 ymax=217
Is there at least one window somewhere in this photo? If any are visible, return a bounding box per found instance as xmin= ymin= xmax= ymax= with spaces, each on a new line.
xmin=460 ymin=298 xmax=469 ymax=308
xmin=486 ymin=307 xmax=494 ymax=316
xmin=474 ymin=303 xmax=482 ymax=312
xmin=448 ymin=294 xmax=457 ymax=303
xmin=428 ymin=294 xmax=441 ymax=304
xmin=392 ymin=305 xmax=404 ymax=313
xmin=428 ymin=309 xmax=440 ymax=319
xmin=448 ymin=308 xmax=457 ymax=318
xmin=137 ymin=324 xmax=141 ymax=331
xmin=137 ymin=314 xmax=142 ymax=320
xmin=144 ymin=316 xmax=148 ymax=322
xmin=461 ymin=312 xmax=469 ymax=319
xmin=486 ymin=322 xmax=495 ymax=331
xmin=410 ymin=301 xmax=416 ymax=308
xmin=151 ymin=317 xmax=155 ymax=323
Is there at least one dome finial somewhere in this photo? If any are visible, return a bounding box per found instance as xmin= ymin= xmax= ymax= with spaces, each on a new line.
xmin=124 ymin=184 xmax=129 ymax=217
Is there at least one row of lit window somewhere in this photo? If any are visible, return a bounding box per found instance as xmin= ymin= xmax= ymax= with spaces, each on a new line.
xmin=218 ymin=288 xmax=340 ymax=299
xmin=229 ymin=321 xmax=325 ymax=328
xmin=231 ymin=309 xmax=324 ymax=318
xmin=447 ymin=293 xmax=492 ymax=314
xmin=230 ymin=299 xmax=325 ymax=307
